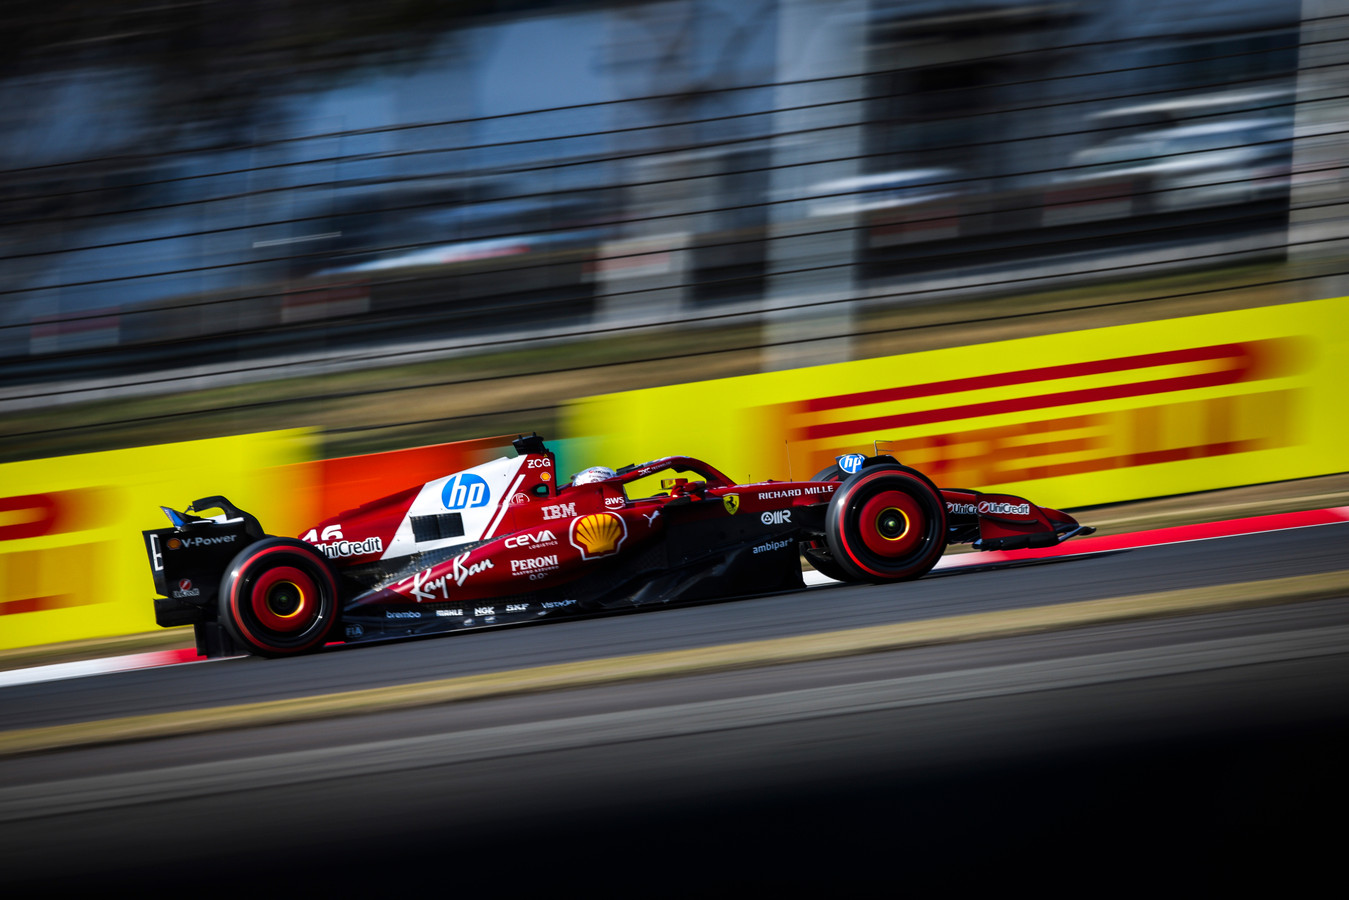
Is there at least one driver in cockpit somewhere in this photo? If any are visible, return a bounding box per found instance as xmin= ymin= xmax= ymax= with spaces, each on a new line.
xmin=571 ymin=466 xmax=616 ymax=486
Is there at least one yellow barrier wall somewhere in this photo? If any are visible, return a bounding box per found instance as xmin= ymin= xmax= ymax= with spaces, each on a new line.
xmin=565 ymin=297 xmax=1349 ymax=511
xmin=0 ymin=430 xmax=315 ymax=649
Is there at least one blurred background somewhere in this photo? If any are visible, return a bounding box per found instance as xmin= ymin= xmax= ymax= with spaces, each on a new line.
xmin=1 ymin=0 xmax=1344 ymax=464
xmin=2 ymin=5 xmax=1348 ymax=890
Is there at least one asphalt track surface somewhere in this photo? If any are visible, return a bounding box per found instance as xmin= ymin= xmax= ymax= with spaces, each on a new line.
xmin=2 ymin=524 xmax=1348 ymax=893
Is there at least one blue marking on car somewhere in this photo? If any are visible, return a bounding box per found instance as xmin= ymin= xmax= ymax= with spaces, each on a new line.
xmin=837 ymin=454 xmax=866 ymax=474
xmin=442 ymin=473 xmax=491 ymax=510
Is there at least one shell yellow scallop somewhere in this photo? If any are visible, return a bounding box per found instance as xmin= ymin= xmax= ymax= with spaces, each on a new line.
xmin=570 ymin=512 xmax=627 ymax=559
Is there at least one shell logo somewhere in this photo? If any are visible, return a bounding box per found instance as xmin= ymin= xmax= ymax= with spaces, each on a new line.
xmin=569 ymin=512 xmax=627 ymax=560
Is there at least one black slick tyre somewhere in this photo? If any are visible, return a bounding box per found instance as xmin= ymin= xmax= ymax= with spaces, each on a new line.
xmin=824 ymin=464 xmax=947 ymax=583
xmin=219 ymin=537 xmax=339 ymax=657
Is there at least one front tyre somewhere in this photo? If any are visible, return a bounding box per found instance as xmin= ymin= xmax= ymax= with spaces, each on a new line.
xmin=824 ymin=465 xmax=947 ymax=583
xmin=219 ymin=538 xmax=339 ymax=657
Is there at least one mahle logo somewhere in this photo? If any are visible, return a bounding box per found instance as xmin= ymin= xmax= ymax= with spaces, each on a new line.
xmin=442 ymin=473 xmax=490 ymax=510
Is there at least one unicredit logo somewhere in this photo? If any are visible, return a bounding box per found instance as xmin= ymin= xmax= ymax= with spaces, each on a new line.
xmin=316 ymin=536 xmax=383 ymax=559
xmin=978 ymin=500 xmax=1031 ymax=516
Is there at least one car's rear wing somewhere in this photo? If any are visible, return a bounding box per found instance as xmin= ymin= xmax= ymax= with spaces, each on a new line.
xmin=143 ymin=496 xmax=266 ymax=657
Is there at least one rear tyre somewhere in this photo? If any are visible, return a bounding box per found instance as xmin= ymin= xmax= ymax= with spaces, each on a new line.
xmin=824 ymin=464 xmax=947 ymax=583
xmin=219 ymin=538 xmax=339 ymax=658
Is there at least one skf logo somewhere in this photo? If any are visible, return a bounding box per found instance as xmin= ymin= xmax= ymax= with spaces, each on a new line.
xmin=723 ymin=494 xmax=740 ymax=515
xmin=570 ymin=513 xmax=627 ymax=560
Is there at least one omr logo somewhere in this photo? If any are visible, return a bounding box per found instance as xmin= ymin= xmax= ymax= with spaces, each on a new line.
xmin=442 ymin=474 xmax=490 ymax=511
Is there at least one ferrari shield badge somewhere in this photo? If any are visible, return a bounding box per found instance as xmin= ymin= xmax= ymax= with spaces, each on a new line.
xmin=723 ymin=493 xmax=740 ymax=515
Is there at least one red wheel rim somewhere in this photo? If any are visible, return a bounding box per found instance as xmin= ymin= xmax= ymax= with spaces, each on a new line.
xmin=249 ymin=565 xmax=318 ymax=633
xmin=857 ymin=490 xmax=926 ymax=557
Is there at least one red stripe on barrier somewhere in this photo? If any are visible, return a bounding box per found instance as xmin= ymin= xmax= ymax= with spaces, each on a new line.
xmin=802 ymin=343 xmax=1254 ymax=413
xmin=802 ymin=367 xmax=1253 ymax=440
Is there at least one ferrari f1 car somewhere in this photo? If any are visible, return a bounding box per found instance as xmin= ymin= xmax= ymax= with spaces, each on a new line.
xmin=144 ymin=435 xmax=1094 ymax=658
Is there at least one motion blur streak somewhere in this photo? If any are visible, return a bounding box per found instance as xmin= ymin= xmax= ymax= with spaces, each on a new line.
xmin=0 ymin=2 xmax=1345 ymax=887
xmin=568 ymin=296 xmax=1349 ymax=507
xmin=0 ymin=432 xmax=312 ymax=648
xmin=0 ymin=0 xmax=1339 ymax=414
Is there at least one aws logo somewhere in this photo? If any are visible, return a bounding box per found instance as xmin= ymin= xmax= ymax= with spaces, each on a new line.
xmin=442 ymin=473 xmax=490 ymax=511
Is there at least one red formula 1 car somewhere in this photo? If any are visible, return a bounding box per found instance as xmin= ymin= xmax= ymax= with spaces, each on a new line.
xmin=143 ymin=435 xmax=1093 ymax=658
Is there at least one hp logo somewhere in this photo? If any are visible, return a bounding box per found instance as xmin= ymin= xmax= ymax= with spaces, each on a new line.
xmin=837 ymin=454 xmax=866 ymax=474
xmin=442 ymin=473 xmax=490 ymax=510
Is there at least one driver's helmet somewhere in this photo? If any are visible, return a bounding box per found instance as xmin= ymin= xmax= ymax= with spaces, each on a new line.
xmin=572 ymin=465 xmax=616 ymax=486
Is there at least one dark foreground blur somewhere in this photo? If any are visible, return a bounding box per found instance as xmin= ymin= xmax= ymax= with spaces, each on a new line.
xmin=3 ymin=601 xmax=1347 ymax=894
